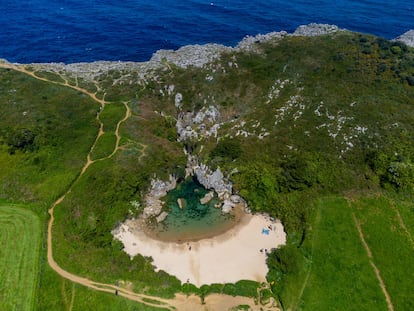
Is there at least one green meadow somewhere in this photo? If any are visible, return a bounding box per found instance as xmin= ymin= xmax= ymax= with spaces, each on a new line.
xmin=267 ymin=195 xmax=414 ymax=311
xmin=0 ymin=204 xmax=41 ymax=311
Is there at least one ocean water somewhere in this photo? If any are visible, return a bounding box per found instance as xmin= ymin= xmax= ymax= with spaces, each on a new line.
xmin=0 ymin=0 xmax=412 ymax=63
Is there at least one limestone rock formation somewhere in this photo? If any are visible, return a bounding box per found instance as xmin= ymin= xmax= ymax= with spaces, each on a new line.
xmin=156 ymin=211 xmax=169 ymax=223
xmin=150 ymin=43 xmax=232 ymax=68
xmin=221 ymin=200 xmax=235 ymax=213
xmin=143 ymin=175 xmax=177 ymax=218
xmin=200 ymin=191 xmax=214 ymax=204
xmin=292 ymin=23 xmax=342 ymax=37
xmin=176 ymin=106 xmax=221 ymax=142
xmin=236 ymin=31 xmax=287 ymax=51
xmin=394 ymin=30 xmax=414 ymax=47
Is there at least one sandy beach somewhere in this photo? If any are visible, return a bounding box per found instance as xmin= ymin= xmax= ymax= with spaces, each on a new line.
xmin=113 ymin=213 xmax=286 ymax=287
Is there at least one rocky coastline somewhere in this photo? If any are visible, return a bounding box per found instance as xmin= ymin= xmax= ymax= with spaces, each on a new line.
xmin=3 ymin=22 xmax=413 ymax=227
xmin=3 ymin=23 xmax=412 ymax=83
xmin=394 ymin=30 xmax=414 ymax=48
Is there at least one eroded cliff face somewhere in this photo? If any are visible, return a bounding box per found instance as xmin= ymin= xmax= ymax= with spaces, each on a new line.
xmin=187 ymin=155 xmax=246 ymax=213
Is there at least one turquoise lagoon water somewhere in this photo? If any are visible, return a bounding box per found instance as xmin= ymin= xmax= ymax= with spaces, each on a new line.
xmin=148 ymin=177 xmax=239 ymax=242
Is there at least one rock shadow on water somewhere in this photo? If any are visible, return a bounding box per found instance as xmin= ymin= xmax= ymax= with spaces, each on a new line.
xmin=144 ymin=176 xmax=243 ymax=242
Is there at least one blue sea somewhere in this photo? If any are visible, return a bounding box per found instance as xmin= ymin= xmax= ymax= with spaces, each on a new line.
xmin=0 ymin=0 xmax=413 ymax=63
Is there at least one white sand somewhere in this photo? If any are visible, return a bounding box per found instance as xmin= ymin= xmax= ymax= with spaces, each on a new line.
xmin=113 ymin=213 xmax=286 ymax=287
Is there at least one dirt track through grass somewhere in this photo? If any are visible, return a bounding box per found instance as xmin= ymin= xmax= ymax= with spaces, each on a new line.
xmin=0 ymin=205 xmax=41 ymax=311
xmin=352 ymin=213 xmax=394 ymax=311
xmin=388 ymin=200 xmax=414 ymax=251
xmin=297 ymin=197 xmax=388 ymax=311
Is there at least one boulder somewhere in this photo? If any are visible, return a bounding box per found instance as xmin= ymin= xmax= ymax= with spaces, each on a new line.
xmin=230 ymin=195 xmax=242 ymax=203
xmin=221 ymin=199 xmax=235 ymax=213
xmin=200 ymin=191 xmax=214 ymax=204
xmin=156 ymin=211 xmax=169 ymax=223
xmin=177 ymin=198 xmax=185 ymax=209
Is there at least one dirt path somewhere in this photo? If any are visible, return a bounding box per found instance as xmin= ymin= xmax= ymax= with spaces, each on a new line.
xmin=109 ymin=101 xmax=131 ymax=158
xmin=0 ymin=62 xmax=106 ymax=106
xmin=137 ymin=144 xmax=148 ymax=161
xmin=352 ymin=214 xmax=394 ymax=311
xmin=0 ymin=62 xmax=274 ymax=310
xmin=388 ymin=200 xmax=414 ymax=251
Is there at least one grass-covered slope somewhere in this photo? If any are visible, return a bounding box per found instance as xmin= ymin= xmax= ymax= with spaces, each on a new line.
xmin=1 ymin=30 xmax=414 ymax=310
xmin=0 ymin=69 xmax=99 ymax=204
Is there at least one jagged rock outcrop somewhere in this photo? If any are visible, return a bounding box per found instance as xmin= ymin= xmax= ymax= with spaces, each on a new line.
xmin=176 ymin=106 xmax=221 ymax=142
xmin=221 ymin=199 xmax=236 ymax=213
xmin=3 ymin=23 xmax=353 ymax=85
xmin=394 ymin=30 xmax=414 ymax=47
xmin=150 ymin=43 xmax=232 ymax=68
xmin=193 ymin=165 xmax=232 ymax=199
xmin=236 ymin=31 xmax=287 ymax=51
xmin=143 ymin=175 xmax=177 ymax=218
xmin=184 ymin=152 xmax=247 ymax=213
xmin=292 ymin=23 xmax=343 ymax=37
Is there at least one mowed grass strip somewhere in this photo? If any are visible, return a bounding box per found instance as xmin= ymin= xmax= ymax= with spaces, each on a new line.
xmin=352 ymin=196 xmax=414 ymax=311
xmin=298 ymin=197 xmax=388 ymax=311
xmin=0 ymin=205 xmax=41 ymax=311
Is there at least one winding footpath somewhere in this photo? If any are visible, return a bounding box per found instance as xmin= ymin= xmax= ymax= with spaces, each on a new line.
xmin=0 ymin=62 xmax=277 ymax=310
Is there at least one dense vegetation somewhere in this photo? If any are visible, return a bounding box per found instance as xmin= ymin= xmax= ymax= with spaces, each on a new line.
xmin=0 ymin=31 xmax=413 ymax=310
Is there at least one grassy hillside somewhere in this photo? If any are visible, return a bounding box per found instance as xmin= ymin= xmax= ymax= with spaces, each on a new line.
xmin=0 ymin=69 xmax=99 ymax=204
xmin=0 ymin=30 xmax=413 ymax=310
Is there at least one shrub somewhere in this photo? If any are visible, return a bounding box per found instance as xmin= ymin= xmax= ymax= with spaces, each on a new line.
xmin=7 ymin=128 xmax=37 ymax=152
xmin=210 ymin=137 xmax=242 ymax=160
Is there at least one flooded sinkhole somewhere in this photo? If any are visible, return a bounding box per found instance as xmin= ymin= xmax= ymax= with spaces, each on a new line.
xmin=145 ymin=176 xmax=242 ymax=242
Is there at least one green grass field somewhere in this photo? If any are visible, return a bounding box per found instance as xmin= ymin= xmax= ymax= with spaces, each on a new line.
xmin=295 ymin=197 xmax=388 ymax=311
xmin=352 ymin=196 xmax=414 ymax=311
xmin=0 ymin=204 xmax=41 ymax=311
xmin=273 ymin=195 xmax=414 ymax=311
